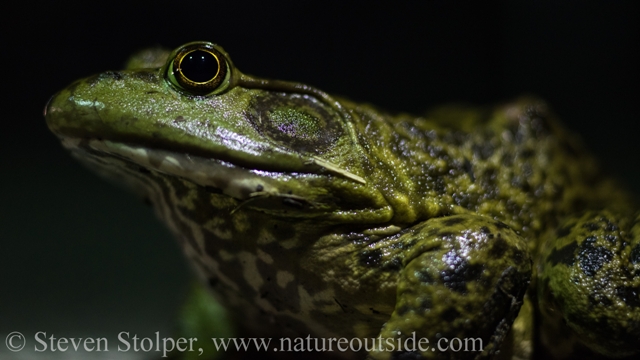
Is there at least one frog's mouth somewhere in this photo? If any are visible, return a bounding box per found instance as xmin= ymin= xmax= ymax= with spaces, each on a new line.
xmin=60 ymin=137 xmax=308 ymax=202
xmin=57 ymin=134 xmax=395 ymax=223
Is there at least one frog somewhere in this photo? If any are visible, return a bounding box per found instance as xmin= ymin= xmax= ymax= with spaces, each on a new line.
xmin=45 ymin=41 xmax=640 ymax=359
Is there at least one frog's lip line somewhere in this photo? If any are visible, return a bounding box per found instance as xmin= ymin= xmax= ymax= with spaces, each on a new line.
xmin=61 ymin=137 xmax=287 ymax=200
xmin=54 ymin=129 xmax=366 ymax=186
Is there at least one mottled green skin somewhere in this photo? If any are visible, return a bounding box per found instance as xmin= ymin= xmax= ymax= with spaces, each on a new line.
xmin=45 ymin=42 xmax=640 ymax=359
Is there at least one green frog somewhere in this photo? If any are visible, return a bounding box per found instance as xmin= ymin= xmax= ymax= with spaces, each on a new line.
xmin=45 ymin=41 xmax=640 ymax=359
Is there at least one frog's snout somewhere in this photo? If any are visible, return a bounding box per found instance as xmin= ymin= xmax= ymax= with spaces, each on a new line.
xmin=43 ymin=90 xmax=69 ymax=135
xmin=44 ymin=91 xmax=61 ymax=132
xmin=43 ymin=94 xmax=55 ymax=117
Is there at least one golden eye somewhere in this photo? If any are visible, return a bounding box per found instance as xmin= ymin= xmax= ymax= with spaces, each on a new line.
xmin=165 ymin=42 xmax=231 ymax=96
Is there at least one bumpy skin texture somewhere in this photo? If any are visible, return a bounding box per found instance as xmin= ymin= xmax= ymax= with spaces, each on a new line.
xmin=45 ymin=42 xmax=639 ymax=359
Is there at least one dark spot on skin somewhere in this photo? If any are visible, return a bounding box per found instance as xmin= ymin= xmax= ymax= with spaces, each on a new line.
xmin=395 ymin=306 xmax=409 ymax=316
xmin=278 ymin=220 xmax=311 ymax=247
xmin=415 ymin=270 xmax=433 ymax=284
xmin=630 ymin=245 xmax=640 ymax=264
xmin=452 ymin=192 xmax=475 ymax=210
xmin=547 ymin=242 xmax=579 ymax=266
xmin=556 ymin=226 xmax=572 ymax=238
xmin=582 ymin=222 xmax=600 ymax=231
xmin=605 ymin=222 xmax=619 ymax=232
xmin=494 ymin=221 xmax=509 ymax=229
xmin=489 ymin=236 xmax=509 ymax=258
xmin=171 ymin=179 xmax=191 ymax=200
xmin=260 ymin=291 xmax=269 ymax=299
xmin=426 ymin=145 xmax=446 ymax=160
xmin=383 ymin=257 xmax=403 ymax=272
xmin=578 ymin=242 xmax=613 ymax=277
xmin=143 ymin=197 xmax=152 ymax=207
xmin=434 ymin=177 xmax=446 ymax=194
xmin=584 ymin=236 xmax=597 ymax=246
xmin=473 ymin=142 xmax=495 ymax=160
xmin=203 ymin=230 xmax=225 ymax=259
xmin=605 ymin=234 xmax=618 ymax=243
xmin=266 ymin=277 xmax=271 ymax=282
xmin=208 ymin=277 xmax=218 ymax=288
xmin=256 ymin=184 xmax=264 ymax=192
xmin=616 ymin=286 xmax=640 ymax=307
xmin=441 ymin=308 xmax=461 ymax=322
xmin=511 ymin=248 xmax=526 ymax=265
xmin=519 ymin=181 xmax=532 ymax=193
xmin=359 ymin=249 xmax=383 ymax=267
xmin=479 ymin=167 xmax=497 ymax=191
xmin=420 ymin=298 xmax=432 ymax=311
xmin=442 ymin=217 xmax=466 ymax=227
xmin=520 ymin=149 xmax=535 ymax=158
xmin=502 ymin=152 xmax=515 ymax=167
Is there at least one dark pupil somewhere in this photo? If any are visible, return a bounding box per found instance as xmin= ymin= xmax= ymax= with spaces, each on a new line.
xmin=180 ymin=50 xmax=219 ymax=83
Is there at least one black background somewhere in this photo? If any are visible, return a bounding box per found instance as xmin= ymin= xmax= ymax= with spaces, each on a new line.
xmin=2 ymin=1 xmax=639 ymax=357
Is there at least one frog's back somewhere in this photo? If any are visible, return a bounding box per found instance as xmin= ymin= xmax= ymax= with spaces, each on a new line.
xmin=346 ymin=96 xmax=633 ymax=249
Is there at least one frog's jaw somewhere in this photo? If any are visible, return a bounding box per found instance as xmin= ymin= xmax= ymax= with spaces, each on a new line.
xmin=61 ymin=137 xmax=275 ymax=201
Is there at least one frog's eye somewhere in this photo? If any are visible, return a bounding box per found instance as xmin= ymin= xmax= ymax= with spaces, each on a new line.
xmin=165 ymin=43 xmax=231 ymax=96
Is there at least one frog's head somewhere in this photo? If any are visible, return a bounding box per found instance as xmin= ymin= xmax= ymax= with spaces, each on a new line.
xmin=45 ymin=41 xmax=395 ymax=226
